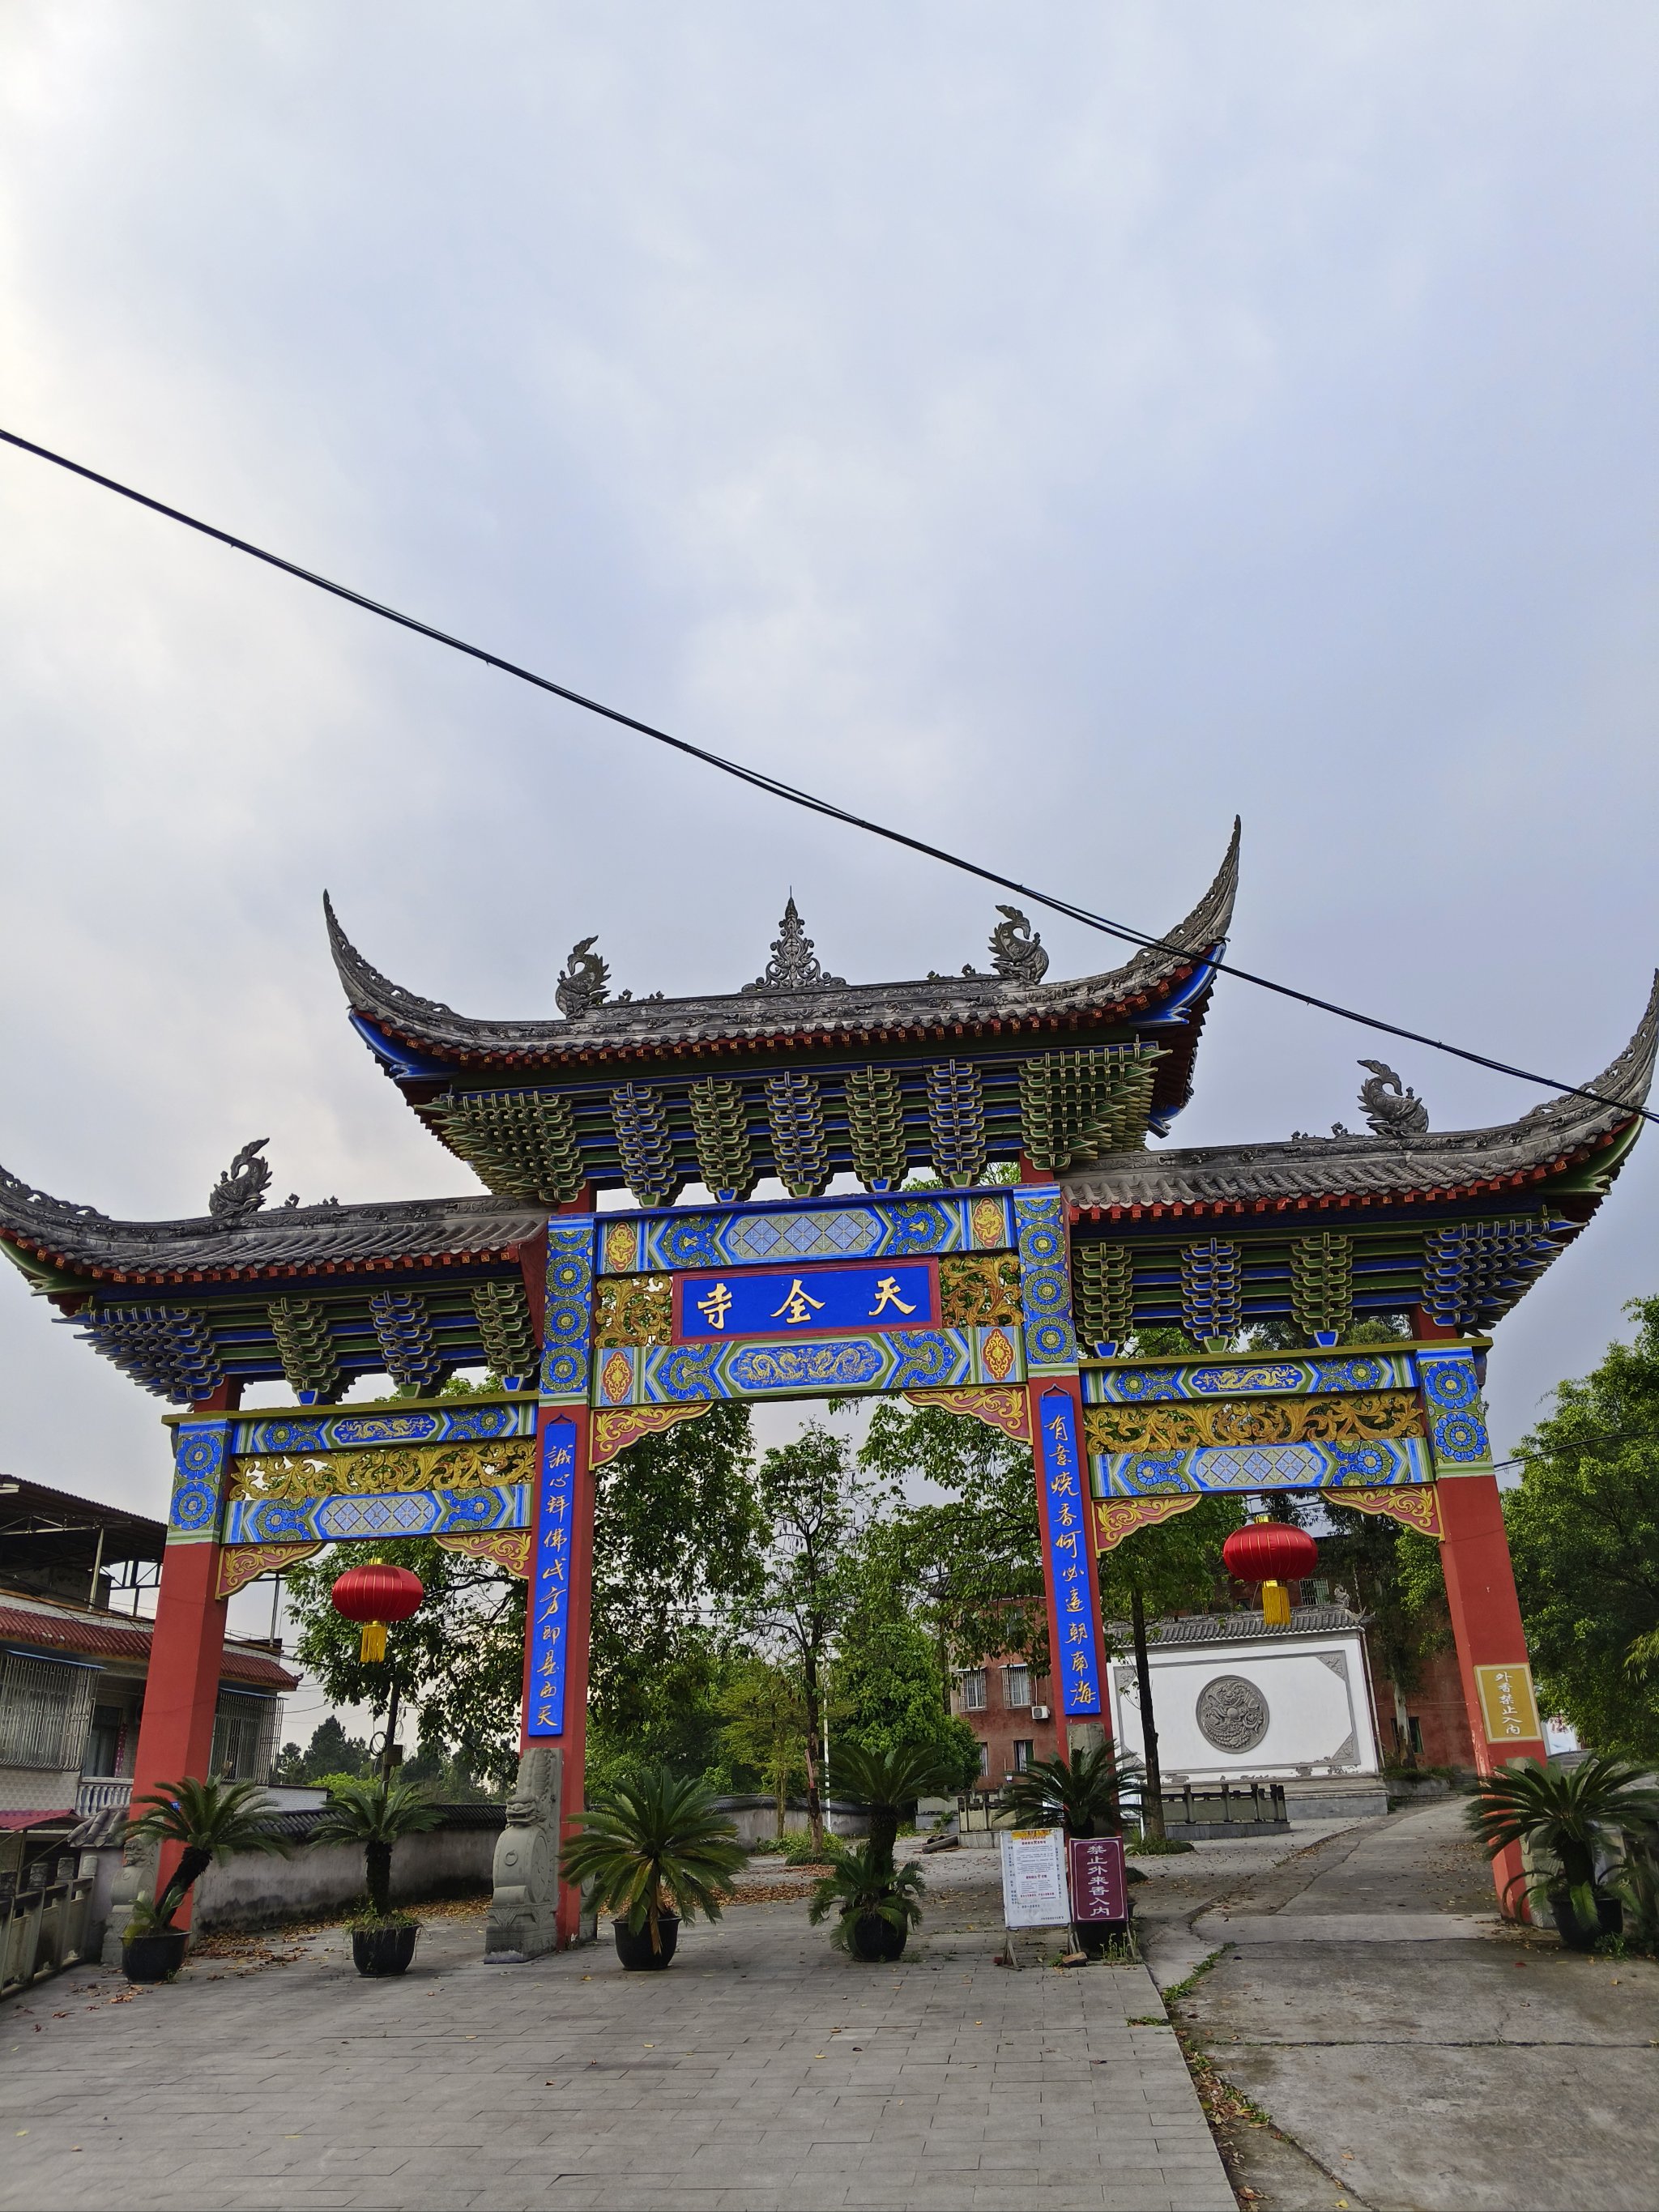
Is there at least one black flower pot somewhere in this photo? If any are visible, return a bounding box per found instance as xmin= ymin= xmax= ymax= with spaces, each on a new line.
xmin=122 ymin=1930 xmax=189 ymax=1984
xmin=847 ymin=1912 xmax=907 ymax=1963
xmin=352 ymin=1923 xmax=420 ymax=1977
xmin=614 ymin=1912 xmax=679 ymax=1971
xmin=1548 ymin=1891 xmax=1621 ymax=1953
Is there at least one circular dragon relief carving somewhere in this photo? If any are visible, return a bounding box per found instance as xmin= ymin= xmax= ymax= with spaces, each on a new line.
xmin=1195 ymin=1674 xmax=1270 ymax=1754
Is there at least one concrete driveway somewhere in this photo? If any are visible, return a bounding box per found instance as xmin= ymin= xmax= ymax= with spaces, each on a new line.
xmin=1170 ymin=1800 xmax=1659 ymax=2212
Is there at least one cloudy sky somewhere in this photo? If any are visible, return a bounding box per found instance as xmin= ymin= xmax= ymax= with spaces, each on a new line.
xmin=2 ymin=6 xmax=1657 ymax=1668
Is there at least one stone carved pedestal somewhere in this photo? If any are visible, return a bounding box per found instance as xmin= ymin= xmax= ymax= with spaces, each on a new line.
xmin=484 ymin=1746 xmax=562 ymax=1962
xmin=100 ymin=1835 xmax=160 ymax=1967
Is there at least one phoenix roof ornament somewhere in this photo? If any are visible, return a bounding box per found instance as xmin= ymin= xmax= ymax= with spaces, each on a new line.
xmin=1357 ymin=1061 xmax=1429 ymax=1140
xmin=988 ymin=905 xmax=1049 ymax=984
xmin=556 ymin=936 xmax=610 ymax=1017
xmin=208 ymin=1139 xmax=271 ymax=1225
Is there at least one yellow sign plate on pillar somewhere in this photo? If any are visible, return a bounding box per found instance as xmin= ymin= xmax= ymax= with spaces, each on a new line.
xmin=1473 ymin=1662 xmax=1542 ymax=1745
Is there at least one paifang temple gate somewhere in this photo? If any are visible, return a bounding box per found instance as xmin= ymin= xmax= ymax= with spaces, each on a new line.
xmin=2 ymin=823 xmax=1653 ymax=1941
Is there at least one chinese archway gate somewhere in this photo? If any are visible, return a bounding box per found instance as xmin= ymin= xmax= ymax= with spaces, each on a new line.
xmin=2 ymin=823 xmax=1653 ymax=1942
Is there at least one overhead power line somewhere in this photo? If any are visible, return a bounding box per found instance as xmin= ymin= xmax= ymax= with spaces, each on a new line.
xmin=2 ymin=423 xmax=1653 ymax=1130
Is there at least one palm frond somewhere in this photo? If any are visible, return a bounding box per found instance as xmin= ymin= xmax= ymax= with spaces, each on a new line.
xmin=560 ymin=1767 xmax=745 ymax=1936
xmin=311 ymin=1774 xmax=444 ymax=1848
xmin=126 ymin=1776 xmax=292 ymax=1860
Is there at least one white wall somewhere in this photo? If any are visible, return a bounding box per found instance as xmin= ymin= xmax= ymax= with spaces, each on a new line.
xmin=1109 ymin=1630 xmax=1380 ymax=1784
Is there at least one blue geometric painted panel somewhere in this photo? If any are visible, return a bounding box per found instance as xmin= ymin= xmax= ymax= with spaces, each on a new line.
xmin=168 ymin=1421 xmax=232 ymax=1542
xmin=541 ymin=1220 xmax=595 ymax=1402
xmin=1083 ymin=1352 xmax=1416 ymax=1404
xmin=224 ymin=1484 xmax=529 ymax=1544
xmin=234 ymin=1400 xmax=533 ymax=1456
xmin=599 ymin=1189 xmax=1016 ymax=1276
xmin=1090 ymin=1435 xmax=1433 ymax=1498
xmin=1013 ymin=1187 xmax=1078 ymax=1372
xmin=1416 ymin=1350 xmax=1493 ymax=1469
xmin=590 ymin=1323 xmax=1025 ymax=1404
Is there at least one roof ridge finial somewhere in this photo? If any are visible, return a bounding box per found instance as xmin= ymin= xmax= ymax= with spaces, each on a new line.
xmin=741 ymin=897 xmax=846 ymax=995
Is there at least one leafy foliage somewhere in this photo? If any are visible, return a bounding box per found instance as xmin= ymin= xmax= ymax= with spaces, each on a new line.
xmin=826 ymin=1739 xmax=959 ymax=1884
xmin=1000 ymin=1741 xmax=1145 ymax=1839
xmin=1465 ymin=1754 xmax=1659 ymax=1933
xmin=744 ymin=1423 xmax=884 ymax=1845
xmin=274 ymin=1716 xmax=373 ymax=1786
xmin=830 ymin=1531 xmax=984 ymax=1787
xmin=857 ymin=1401 xmax=1046 ymax=1670
xmin=312 ymin=1773 xmax=444 ymax=1920
xmin=1506 ymin=1298 xmax=1659 ymax=1758
xmin=560 ymin=1767 xmax=746 ymax=1955
xmin=807 ymin=1842 xmax=927 ymax=1953
xmin=714 ymin=1656 xmax=808 ymax=1833
xmin=125 ymin=1777 xmax=292 ymax=1928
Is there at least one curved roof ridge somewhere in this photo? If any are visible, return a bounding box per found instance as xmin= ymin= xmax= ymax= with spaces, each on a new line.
xmin=0 ymin=1163 xmax=548 ymax=1284
xmin=1063 ymin=969 xmax=1657 ymax=1213
xmin=322 ymin=818 xmax=1243 ymax=1058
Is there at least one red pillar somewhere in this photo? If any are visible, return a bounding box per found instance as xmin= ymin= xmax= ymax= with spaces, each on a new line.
xmin=1415 ymin=1314 xmax=1546 ymax=1919
xmin=130 ymin=1381 xmax=239 ymax=1927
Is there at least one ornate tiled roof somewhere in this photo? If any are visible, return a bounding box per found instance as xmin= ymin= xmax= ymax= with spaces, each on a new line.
xmin=326 ymin=821 xmax=1243 ymax=1068
xmin=1064 ymin=973 xmax=1658 ymax=1220
xmin=0 ymin=1178 xmax=544 ymax=1288
xmin=0 ymin=1600 xmax=297 ymax=1689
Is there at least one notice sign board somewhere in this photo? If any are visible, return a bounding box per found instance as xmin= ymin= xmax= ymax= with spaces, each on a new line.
xmin=999 ymin=1828 xmax=1071 ymax=1929
xmin=1474 ymin=1662 xmax=1542 ymax=1745
xmin=1068 ymin=1836 xmax=1128 ymax=1924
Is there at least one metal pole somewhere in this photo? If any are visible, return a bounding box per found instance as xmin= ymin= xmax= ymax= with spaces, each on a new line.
xmin=87 ymin=1525 xmax=105 ymax=1608
xmin=267 ymin=1572 xmax=282 ymax=1646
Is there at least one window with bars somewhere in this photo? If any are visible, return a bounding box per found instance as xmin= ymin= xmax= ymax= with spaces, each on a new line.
xmin=1003 ymin=1664 xmax=1032 ymax=1710
xmin=959 ymin=1669 xmax=987 ymax=1712
xmin=0 ymin=1652 xmax=99 ymax=1771
xmin=210 ymin=1691 xmax=279 ymax=1783
xmin=1013 ymin=1739 xmax=1034 ymax=1772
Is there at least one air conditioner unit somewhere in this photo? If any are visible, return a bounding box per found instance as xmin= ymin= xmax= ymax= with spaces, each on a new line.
xmin=1030 ymin=1704 xmax=1051 ymax=1720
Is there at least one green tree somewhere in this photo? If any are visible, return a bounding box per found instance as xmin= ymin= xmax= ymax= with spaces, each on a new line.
xmin=746 ymin=1424 xmax=882 ymax=1851
xmin=274 ymin=1715 xmax=373 ymax=1785
xmin=1507 ymin=1298 xmax=1659 ymax=1759
xmin=588 ymin=1402 xmax=763 ymax=1778
xmin=715 ymin=1656 xmax=808 ymax=1835
xmin=857 ymin=1400 xmax=1047 ymax=1671
xmin=832 ymin=1602 xmax=983 ymax=1788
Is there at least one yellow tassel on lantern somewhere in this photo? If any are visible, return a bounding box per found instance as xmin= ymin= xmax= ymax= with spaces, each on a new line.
xmin=1262 ymin=1580 xmax=1291 ymax=1628
xmin=360 ymin=1620 xmax=388 ymax=1663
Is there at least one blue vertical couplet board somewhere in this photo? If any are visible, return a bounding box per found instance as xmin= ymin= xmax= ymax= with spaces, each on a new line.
xmin=526 ymin=1417 xmax=577 ymax=1738
xmin=1038 ymin=1388 xmax=1102 ymax=1717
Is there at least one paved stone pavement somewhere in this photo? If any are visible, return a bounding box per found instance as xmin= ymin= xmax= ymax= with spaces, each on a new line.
xmin=0 ymin=1872 xmax=1235 ymax=2212
xmin=1174 ymin=1800 xmax=1659 ymax=2212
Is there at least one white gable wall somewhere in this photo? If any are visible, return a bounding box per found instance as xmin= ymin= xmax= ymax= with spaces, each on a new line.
xmin=1108 ymin=1627 xmax=1380 ymax=1782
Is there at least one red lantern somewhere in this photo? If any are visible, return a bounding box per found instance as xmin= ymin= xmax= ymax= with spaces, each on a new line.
xmin=331 ymin=1560 xmax=424 ymax=1663
xmin=1222 ymin=1521 xmax=1319 ymax=1627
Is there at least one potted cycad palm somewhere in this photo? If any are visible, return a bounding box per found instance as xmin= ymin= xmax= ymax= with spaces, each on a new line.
xmin=809 ymin=1742 xmax=953 ymax=1963
xmin=122 ymin=1776 xmax=292 ymax=1983
xmin=560 ymin=1768 xmax=745 ymax=1970
xmin=1465 ymin=1755 xmax=1659 ymax=1950
xmin=313 ymin=1773 xmax=444 ymax=1975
